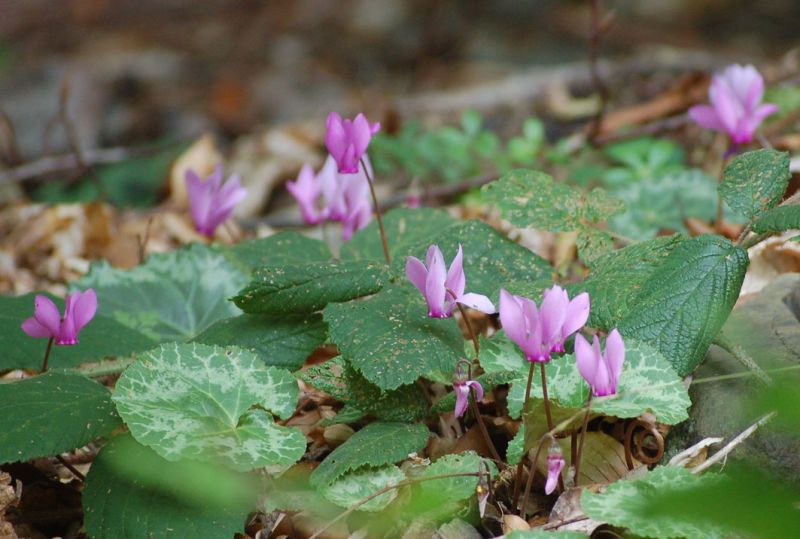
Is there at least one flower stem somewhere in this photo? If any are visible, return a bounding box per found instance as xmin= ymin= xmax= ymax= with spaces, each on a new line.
xmin=40 ymin=337 xmax=54 ymax=373
xmin=519 ymin=433 xmax=552 ymax=520
xmin=573 ymin=393 xmax=593 ymax=486
xmin=452 ymin=294 xmax=480 ymax=356
xmin=468 ymin=389 xmax=504 ymax=466
xmin=512 ymin=363 xmax=536 ymax=510
xmin=540 ymin=363 xmax=553 ymax=431
xmin=360 ymin=158 xmax=391 ymax=264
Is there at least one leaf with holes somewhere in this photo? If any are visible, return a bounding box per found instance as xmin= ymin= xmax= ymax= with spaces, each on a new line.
xmin=310 ymin=422 xmax=430 ymax=488
xmin=0 ymin=372 xmax=120 ymax=464
xmin=619 ymin=234 xmax=748 ymax=375
xmin=75 ymin=244 xmax=247 ymax=342
xmin=720 ymin=149 xmax=791 ymax=220
xmin=482 ymin=169 xmax=583 ymax=231
xmin=322 ymin=465 xmax=406 ymax=512
xmin=233 ymin=260 xmax=389 ymax=315
xmin=342 ymin=208 xmax=457 ymax=262
xmin=325 ymin=286 xmax=464 ymax=390
xmin=0 ymin=293 xmax=157 ymax=370
xmin=83 ymin=434 xmax=250 ymax=539
xmin=581 ymin=466 xmax=725 ymax=538
xmin=571 ymin=234 xmax=684 ymax=329
xmin=113 ymin=343 xmax=305 ymax=471
xmin=194 ymin=313 xmax=326 ymax=370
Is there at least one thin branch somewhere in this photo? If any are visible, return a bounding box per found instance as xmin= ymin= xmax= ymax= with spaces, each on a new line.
xmin=55 ymin=455 xmax=86 ymax=482
xmin=691 ymin=412 xmax=776 ymax=474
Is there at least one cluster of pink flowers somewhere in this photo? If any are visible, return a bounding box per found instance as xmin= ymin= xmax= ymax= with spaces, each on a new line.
xmin=287 ymin=112 xmax=381 ymax=240
xmin=185 ymin=164 xmax=248 ymax=237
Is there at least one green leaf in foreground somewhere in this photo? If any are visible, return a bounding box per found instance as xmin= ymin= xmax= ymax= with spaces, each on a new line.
xmin=76 ymin=244 xmax=247 ymax=342
xmin=572 ymin=234 xmax=683 ymax=330
xmin=217 ymin=231 xmax=331 ymax=271
xmin=581 ymin=466 xmax=725 ymax=539
xmin=113 ymin=343 xmax=305 ymax=471
xmin=719 ymin=149 xmax=791 ymax=220
xmin=233 ymin=260 xmax=389 ymax=314
xmin=322 ymin=465 xmax=406 ymax=512
xmin=310 ymin=422 xmax=430 ymax=488
xmin=0 ymin=293 xmax=156 ymax=371
xmin=418 ymin=451 xmax=496 ymax=503
xmin=0 ymin=372 xmax=120 ymax=464
xmin=194 ymin=313 xmax=326 ymax=370
xmin=83 ymin=434 xmax=250 ymax=539
xmin=483 ymin=169 xmax=583 ymax=231
xmin=750 ymin=204 xmax=800 ymax=234
xmin=618 ymin=234 xmax=748 ymax=375
xmin=325 ymin=286 xmax=464 ymax=390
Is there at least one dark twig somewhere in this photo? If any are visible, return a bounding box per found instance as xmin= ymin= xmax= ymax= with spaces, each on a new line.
xmin=573 ymin=394 xmax=593 ymax=485
xmin=519 ymin=433 xmax=553 ymax=519
xmin=360 ymin=157 xmax=391 ymax=263
xmin=137 ymin=217 xmax=154 ymax=265
xmin=0 ymin=109 xmax=22 ymax=165
xmin=55 ymin=455 xmax=85 ymax=482
xmin=512 ymin=364 xmax=536 ymax=508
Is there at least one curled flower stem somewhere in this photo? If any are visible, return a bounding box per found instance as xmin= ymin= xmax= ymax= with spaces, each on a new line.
xmin=512 ymin=363 xmax=536 ymax=510
xmin=520 ymin=432 xmax=554 ymax=519
xmin=360 ymin=157 xmax=391 ymax=264
xmin=573 ymin=393 xmax=593 ymax=486
xmin=40 ymin=337 xmax=54 ymax=373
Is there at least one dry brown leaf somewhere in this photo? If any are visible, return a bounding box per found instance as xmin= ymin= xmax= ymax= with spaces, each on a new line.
xmin=544 ymin=486 xmax=605 ymax=535
xmin=501 ymin=514 xmax=530 ymax=534
xmin=741 ymin=231 xmax=800 ymax=296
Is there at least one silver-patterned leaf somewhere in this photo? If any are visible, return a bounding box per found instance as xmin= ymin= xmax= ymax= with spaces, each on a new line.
xmin=113 ymin=343 xmax=306 ymax=471
xmin=322 ymin=465 xmax=406 ymax=512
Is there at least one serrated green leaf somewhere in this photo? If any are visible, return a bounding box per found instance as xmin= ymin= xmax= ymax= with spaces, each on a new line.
xmin=507 ymin=426 xmax=525 ymax=465
xmin=83 ymin=434 xmax=249 ymax=539
xmin=0 ymin=292 xmax=157 ymax=371
xmin=403 ymin=220 xmax=553 ymax=299
xmin=495 ymin=335 xmax=689 ymax=424
xmin=301 ymin=357 xmax=429 ymax=421
xmin=322 ymin=465 xmax=406 ymax=512
xmin=342 ymin=208 xmax=457 ymax=262
xmin=619 ymin=234 xmax=748 ymax=375
xmin=310 ymin=422 xmax=430 ymax=488
xmin=572 ymin=234 xmax=684 ymax=329
xmin=0 ymin=372 xmax=120 ymax=463
xmin=113 ymin=343 xmax=305 ymax=471
xmin=76 ymin=244 xmax=247 ymax=342
xmin=233 ymin=260 xmax=388 ymax=315
xmin=483 ymin=169 xmax=583 ymax=231
xmin=325 ymin=286 xmax=464 ymax=390
xmin=581 ymin=466 xmax=725 ymax=539
xmin=750 ymin=204 xmax=800 ymax=234
xmin=419 ymin=451 xmax=496 ymax=503
xmin=576 ymin=225 xmax=614 ymax=264
xmin=194 ymin=313 xmax=326 ymax=370
xmin=720 ymin=149 xmax=791 ymax=220
xmin=216 ymin=231 xmax=331 ymax=271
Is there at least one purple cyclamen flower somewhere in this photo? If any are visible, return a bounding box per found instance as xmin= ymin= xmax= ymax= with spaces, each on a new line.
xmin=286 ymin=155 xmax=373 ymax=240
xmin=453 ymin=379 xmax=484 ymax=418
xmin=325 ymin=112 xmax=380 ymax=174
xmin=575 ymin=329 xmax=625 ymax=397
xmin=21 ymin=289 xmax=97 ymax=345
xmin=499 ymin=285 xmax=589 ymax=363
xmin=688 ymin=64 xmax=778 ymax=145
xmin=186 ymin=164 xmax=248 ymax=237
xmin=406 ymin=244 xmax=496 ymax=318
xmin=545 ymin=450 xmax=565 ymax=495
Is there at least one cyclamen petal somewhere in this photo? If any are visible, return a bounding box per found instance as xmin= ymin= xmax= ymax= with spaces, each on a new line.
xmin=545 ymin=453 xmax=565 ymax=495
xmin=185 ymin=165 xmax=248 ymax=237
xmin=457 ymin=293 xmax=496 ymax=315
xmin=454 ymin=383 xmax=471 ymax=418
xmin=574 ymin=330 xmax=626 ymax=397
xmin=325 ymin=111 xmax=380 ymax=174
xmin=21 ymin=290 xmax=97 ymax=346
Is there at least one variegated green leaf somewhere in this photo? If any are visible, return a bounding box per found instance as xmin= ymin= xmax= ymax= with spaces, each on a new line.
xmin=322 ymin=465 xmax=406 ymax=512
xmin=419 ymin=451 xmax=496 ymax=503
xmin=76 ymin=244 xmax=247 ymax=342
xmin=113 ymin=343 xmax=305 ymax=471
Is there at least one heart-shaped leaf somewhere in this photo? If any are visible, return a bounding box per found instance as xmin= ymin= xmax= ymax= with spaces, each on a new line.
xmin=113 ymin=343 xmax=306 ymax=471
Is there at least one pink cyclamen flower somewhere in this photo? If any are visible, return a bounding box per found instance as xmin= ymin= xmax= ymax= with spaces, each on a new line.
xmin=688 ymin=64 xmax=778 ymax=145
xmin=185 ymin=164 xmax=248 ymax=237
xmin=286 ymin=163 xmax=327 ymax=225
xmin=545 ymin=450 xmax=565 ymax=495
xmin=325 ymin=112 xmax=380 ymax=174
xmin=453 ymin=379 xmax=484 ymax=418
xmin=21 ymin=289 xmax=97 ymax=345
xmin=406 ymin=244 xmax=496 ymax=318
xmin=499 ymin=285 xmax=589 ymax=363
xmin=575 ymin=329 xmax=625 ymax=397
